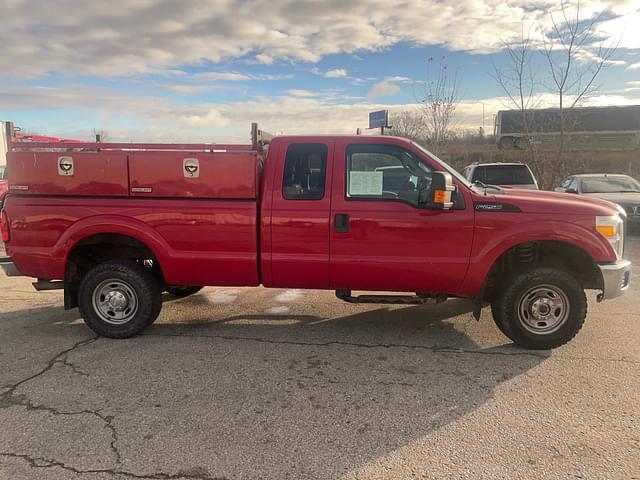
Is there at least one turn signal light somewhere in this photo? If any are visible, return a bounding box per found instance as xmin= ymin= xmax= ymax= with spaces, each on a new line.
xmin=433 ymin=190 xmax=447 ymax=204
xmin=596 ymin=225 xmax=615 ymax=238
xmin=1 ymin=211 xmax=9 ymax=243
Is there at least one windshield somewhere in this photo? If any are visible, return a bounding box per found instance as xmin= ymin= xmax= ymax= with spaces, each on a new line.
xmin=472 ymin=165 xmax=534 ymax=185
xmin=581 ymin=176 xmax=640 ymax=193
xmin=411 ymin=142 xmax=473 ymax=189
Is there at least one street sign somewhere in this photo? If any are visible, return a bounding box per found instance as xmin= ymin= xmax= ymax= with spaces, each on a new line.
xmin=369 ymin=110 xmax=388 ymax=129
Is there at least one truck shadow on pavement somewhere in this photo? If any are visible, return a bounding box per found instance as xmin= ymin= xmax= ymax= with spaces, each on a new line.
xmin=0 ymin=298 xmax=549 ymax=478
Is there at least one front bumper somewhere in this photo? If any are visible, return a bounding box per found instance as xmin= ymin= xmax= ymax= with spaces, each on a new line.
xmin=597 ymin=259 xmax=631 ymax=302
xmin=0 ymin=256 xmax=22 ymax=277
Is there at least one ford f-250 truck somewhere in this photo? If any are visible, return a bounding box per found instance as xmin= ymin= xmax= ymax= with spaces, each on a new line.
xmin=0 ymin=122 xmax=632 ymax=349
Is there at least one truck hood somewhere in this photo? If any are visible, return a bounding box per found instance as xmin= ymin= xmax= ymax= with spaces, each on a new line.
xmin=482 ymin=187 xmax=618 ymax=215
xmin=581 ymin=192 xmax=640 ymax=204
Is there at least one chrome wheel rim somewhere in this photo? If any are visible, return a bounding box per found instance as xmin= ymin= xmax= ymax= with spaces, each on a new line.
xmin=517 ymin=284 xmax=570 ymax=335
xmin=92 ymin=279 xmax=138 ymax=325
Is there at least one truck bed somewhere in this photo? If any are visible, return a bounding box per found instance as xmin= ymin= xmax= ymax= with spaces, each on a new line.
xmin=4 ymin=136 xmax=264 ymax=286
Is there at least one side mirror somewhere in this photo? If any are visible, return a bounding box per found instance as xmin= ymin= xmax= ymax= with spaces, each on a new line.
xmin=422 ymin=171 xmax=455 ymax=210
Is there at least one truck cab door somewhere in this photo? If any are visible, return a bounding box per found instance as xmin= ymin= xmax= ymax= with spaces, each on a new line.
xmin=267 ymin=140 xmax=334 ymax=288
xmin=329 ymin=139 xmax=474 ymax=294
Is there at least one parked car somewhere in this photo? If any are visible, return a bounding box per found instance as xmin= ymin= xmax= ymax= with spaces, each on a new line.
xmin=0 ymin=121 xmax=632 ymax=349
xmin=0 ymin=165 xmax=7 ymax=210
xmin=463 ymin=162 xmax=539 ymax=189
xmin=555 ymin=174 xmax=640 ymax=229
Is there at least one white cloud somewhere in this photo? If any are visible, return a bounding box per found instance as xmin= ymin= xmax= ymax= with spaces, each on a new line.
xmin=179 ymin=108 xmax=230 ymax=128
xmin=255 ymin=53 xmax=274 ymax=65
xmin=324 ymin=68 xmax=348 ymax=78
xmin=287 ymin=89 xmax=320 ymax=97
xmin=3 ymin=83 xmax=639 ymax=143
xmin=368 ymin=81 xmax=401 ymax=98
xmin=628 ymin=62 xmax=640 ymax=70
xmin=385 ymin=76 xmax=412 ymax=83
xmin=2 ymin=0 xmax=637 ymax=78
xmin=191 ymin=72 xmax=252 ymax=81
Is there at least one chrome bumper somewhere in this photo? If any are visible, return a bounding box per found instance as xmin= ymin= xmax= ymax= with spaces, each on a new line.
xmin=0 ymin=256 xmax=22 ymax=277
xmin=597 ymin=259 xmax=631 ymax=302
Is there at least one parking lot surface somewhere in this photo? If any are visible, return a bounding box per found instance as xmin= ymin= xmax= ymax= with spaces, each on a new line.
xmin=1 ymin=240 xmax=639 ymax=480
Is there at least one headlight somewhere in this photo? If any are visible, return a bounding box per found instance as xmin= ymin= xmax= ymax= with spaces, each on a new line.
xmin=596 ymin=214 xmax=624 ymax=259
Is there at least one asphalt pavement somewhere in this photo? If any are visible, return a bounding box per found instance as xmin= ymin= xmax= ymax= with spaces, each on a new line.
xmin=1 ymin=240 xmax=639 ymax=479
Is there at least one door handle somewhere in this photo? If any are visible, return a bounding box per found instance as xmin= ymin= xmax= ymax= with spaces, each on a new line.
xmin=334 ymin=213 xmax=349 ymax=233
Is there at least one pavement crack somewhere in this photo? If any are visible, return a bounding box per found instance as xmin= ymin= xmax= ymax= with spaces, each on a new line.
xmin=57 ymin=356 xmax=91 ymax=377
xmin=143 ymin=331 xmax=640 ymax=364
xmin=0 ymin=336 xmax=98 ymax=402
xmin=0 ymin=335 xmax=124 ymax=466
xmin=0 ymin=452 xmax=226 ymax=479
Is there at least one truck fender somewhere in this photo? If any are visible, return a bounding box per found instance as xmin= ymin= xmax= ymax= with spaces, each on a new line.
xmin=461 ymin=220 xmax=613 ymax=296
xmin=55 ymin=214 xmax=172 ymax=269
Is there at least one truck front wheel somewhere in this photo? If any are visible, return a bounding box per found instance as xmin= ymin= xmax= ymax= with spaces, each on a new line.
xmin=78 ymin=260 xmax=162 ymax=338
xmin=491 ymin=267 xmax=587 ymax=349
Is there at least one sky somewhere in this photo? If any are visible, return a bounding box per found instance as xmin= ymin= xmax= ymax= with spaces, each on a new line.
xmin=1 ymin=0 xmax=639 ymax=142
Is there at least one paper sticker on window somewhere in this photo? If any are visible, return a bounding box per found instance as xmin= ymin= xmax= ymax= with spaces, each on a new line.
xmin=349 ymin=171 xmax=383 ymax=196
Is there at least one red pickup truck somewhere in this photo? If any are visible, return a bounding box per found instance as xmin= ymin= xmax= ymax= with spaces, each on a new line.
xmin=0 ymin=122 xmax=631 ymax=349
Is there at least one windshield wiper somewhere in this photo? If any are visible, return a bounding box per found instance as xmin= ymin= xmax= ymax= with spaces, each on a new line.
xmin=473 ymin=180 xmax=503 ymax=191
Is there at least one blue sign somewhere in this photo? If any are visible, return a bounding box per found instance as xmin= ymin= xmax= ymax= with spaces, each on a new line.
xmin=369 ymin=110 xmax=388 ymax=129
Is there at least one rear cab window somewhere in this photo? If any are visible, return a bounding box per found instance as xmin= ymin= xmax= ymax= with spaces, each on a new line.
xmin=472 ymin=165 xmax=534 ymax=186
xmin=282 ymin=144 xmax=327 ymax=200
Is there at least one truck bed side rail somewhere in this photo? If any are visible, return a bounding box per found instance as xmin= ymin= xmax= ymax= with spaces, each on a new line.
xmin=4 ymin=121 xmax=271 ymax=153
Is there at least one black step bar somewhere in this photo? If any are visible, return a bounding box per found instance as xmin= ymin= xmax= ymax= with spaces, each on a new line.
xmin=336 ymin=289 xmax=447 ymax=305
xmin=0 ymin=256 xmax=21 ymax=277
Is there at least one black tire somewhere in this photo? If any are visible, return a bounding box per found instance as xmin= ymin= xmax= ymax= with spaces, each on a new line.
xmin=166 ymin=286 xmax=203 ymax=298
xmin=78 ymin=260 xmax=162 ymax=338
xmin=491 ymin=267 xmax=587 ymax=350
xmin=498 ymin=136 xmax=514 ymax=150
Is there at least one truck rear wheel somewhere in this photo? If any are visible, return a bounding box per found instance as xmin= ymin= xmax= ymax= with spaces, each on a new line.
xmin=166 ymin=286 xmax=203 ymax=297
xmin=498 ymin=136 xmax=514 ymax=150
xmin=78 ymin=260 xmax=162 ymax=338
xmin=491 ymin=267 xmax=587 ymax=349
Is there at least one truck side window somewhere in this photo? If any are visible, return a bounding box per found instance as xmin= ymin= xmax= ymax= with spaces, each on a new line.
xmin=345 ymin=144 xmax=432 ymax=207
xmin=282 ymin=143 xmax=328 ymax=200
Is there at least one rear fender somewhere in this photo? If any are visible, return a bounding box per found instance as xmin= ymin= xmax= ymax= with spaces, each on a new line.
xmin=59 ymin=215 xmax=172 ymax=272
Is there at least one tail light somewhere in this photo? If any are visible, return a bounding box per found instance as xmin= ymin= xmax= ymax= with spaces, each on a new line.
xmin=1 ymin=210 xmax=9 ymax=242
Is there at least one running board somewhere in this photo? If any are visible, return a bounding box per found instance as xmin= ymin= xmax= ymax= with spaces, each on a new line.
xmin=335 ymin=289 xmax=447 ymax=305
xmin=32 ymin=279 xmax=64 ymax=291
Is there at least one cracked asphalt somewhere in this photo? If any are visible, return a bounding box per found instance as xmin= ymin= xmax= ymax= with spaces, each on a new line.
xmin=1 ymin=240 xmax=639 ymax=480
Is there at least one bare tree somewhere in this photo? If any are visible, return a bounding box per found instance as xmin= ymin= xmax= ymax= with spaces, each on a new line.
xmin=491 ymin=2 xmax=620 ymax=188
xmin=92 ymin=128 xmax=110 ymax=142
xmin=492 ymin=23 xmax=540 ymax=150
xmin=491 ymin=22 xmax=550 ymax=182
xmin=388 ymin=110 xmax=426 ymax=144
xmin=541 ymin=0 xmax=619 ymax=169
xmin=418 ymin=57 xmax=459 ymax=155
